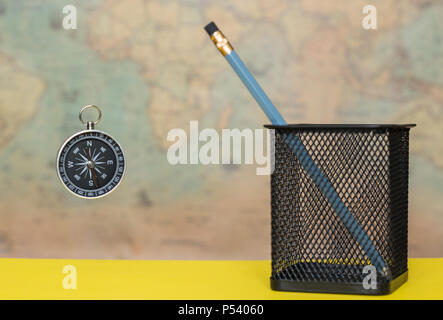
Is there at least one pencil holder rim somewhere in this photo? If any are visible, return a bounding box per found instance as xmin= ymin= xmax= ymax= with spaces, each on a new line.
xmin=264 ymin=123 xmax=416 ymax=129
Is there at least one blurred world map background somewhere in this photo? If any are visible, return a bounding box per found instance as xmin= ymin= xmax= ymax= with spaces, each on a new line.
xmin=0 ymin=0 xmax=442 ymax=258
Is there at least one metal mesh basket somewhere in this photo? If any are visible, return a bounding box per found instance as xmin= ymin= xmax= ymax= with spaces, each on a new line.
xmin=265 ymin=124 xmax=415 ymax=295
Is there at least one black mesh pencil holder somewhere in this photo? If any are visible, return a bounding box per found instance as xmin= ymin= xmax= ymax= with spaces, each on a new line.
xmin=265 ymin=124 xmax=415 ymax=295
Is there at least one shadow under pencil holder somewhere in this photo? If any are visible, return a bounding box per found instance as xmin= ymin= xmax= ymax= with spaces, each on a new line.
xmin=265 ymin=124 xmax=415 ymax=295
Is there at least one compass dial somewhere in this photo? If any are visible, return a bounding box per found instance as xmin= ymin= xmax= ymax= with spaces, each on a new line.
xmin=57 ymin=130 xmax=125 ymax=198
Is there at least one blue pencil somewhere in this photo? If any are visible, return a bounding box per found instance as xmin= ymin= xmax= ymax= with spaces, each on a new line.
xmin=205 ymin=22 xmax=388 ymax=275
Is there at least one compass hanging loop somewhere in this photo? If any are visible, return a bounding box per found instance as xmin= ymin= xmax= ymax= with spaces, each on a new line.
xmin=79 ymin=105 xmax=102 ymax=129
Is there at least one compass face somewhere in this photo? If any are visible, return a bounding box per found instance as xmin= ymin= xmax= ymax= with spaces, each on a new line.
xmin=57 ymin=130 xmax=125 ymax=198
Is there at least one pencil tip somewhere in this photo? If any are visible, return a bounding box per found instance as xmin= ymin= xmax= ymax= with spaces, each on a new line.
xmin=204 ymin=21 xmax=218 ymax=36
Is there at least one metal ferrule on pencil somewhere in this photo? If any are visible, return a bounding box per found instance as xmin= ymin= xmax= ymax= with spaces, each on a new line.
xmin=209 ymin=30 xmax=233 ymax=56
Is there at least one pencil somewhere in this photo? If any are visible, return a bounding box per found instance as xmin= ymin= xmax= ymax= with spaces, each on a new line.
xmin=204 ymin=21 xmax=388 ymax=275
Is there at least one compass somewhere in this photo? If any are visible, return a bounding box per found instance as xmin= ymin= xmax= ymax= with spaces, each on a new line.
xmin=57 ymin=105 xmax=125 ymax=199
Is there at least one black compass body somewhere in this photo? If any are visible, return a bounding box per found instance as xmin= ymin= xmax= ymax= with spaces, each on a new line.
xmin=57 ymin=106 xmax=125 ymax=199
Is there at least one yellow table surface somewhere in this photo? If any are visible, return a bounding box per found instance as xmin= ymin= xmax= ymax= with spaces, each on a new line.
xmin=0 ymin=258 xmax=442 ymax=299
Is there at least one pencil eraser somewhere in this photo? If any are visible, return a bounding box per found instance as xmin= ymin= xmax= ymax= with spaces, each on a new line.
xmin=204 ymin=21 xmax=219 ymax=35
